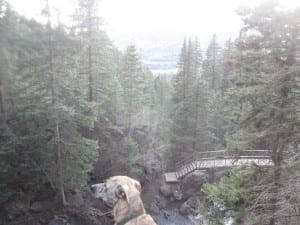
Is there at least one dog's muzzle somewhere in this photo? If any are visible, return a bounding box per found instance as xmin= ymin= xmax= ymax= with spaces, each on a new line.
xmin=90 ymin=184 xmax=103 ymax=198
xmin=90 ymin=185 xmax=96 ymax=193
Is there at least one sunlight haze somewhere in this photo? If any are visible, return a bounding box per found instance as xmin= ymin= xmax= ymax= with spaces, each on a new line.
xmin=1 ymin=1 xmax=299 ymax=223
xmin=8 ymin=0 xmax=300 ymax=49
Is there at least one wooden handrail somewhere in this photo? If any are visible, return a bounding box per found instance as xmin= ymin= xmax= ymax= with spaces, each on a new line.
xmin=175 ymin=150 xmax=271 ymax=171
xmin=165 ymin=150 xmax=274 ymax=182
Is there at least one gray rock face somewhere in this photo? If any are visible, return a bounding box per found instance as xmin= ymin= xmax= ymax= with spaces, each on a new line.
xmin=151 ymin=172 xmax=212 ymax=224
xmin=172 ymin=186 xmax=183 ymax=201
xmin=159 ymin=184 xmax=172 ymax=197
xmin=47 ymin=216 xmax=66 ymax=225
xmin=179 ymin=196 xmax=201 ymax=215
xmin=153 ymin=209 xmax=194 ymax=225
xmin=183 ymin=170 xmax=209 ymax=185
xmin=29 ymin=201 xmax=43 ymax=214
xmin=150 ymin=196 xmax=167 ymax=215
xmin=160 ymin=184 xmax=184 ymax=200
xmin=181 ymin=170 xmax=210 ymax=197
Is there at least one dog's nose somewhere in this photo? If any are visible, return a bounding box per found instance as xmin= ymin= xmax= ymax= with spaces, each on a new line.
xmin=90 ymin=185 xmax=96 ymax=192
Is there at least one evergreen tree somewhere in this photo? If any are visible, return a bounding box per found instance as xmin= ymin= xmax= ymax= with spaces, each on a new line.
xmin=203 ymin=34 xmax=221 ymax=90
xmin=72 ymin=0 xmax=123 ymax=127
xmin=0 ymin=3 xmax=17 ymax=202
xmin=153 ymin=75 xmax=172 ymax=145
xmin=41 ymin=0 xmax=98 ymax=204
xmin=220 ymin=38 xmax=233 ymax=96
xmin=120 ymin=44 xmax=144 ymax=131
xmin=168 ymin=38 xmax=215 ymax=167
xmin=224 ymin=2 xmax=300 ymax=223
xmin=0 ymin=0 xmax=8 ymax=119
xmin=0 ymin=1 xmax=99 ymax=206
xmin=72 ymin=0 xmax=103 ymax=102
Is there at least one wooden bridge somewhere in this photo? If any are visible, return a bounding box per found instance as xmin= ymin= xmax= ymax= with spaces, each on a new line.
xmin=164 ymin=150 xmax=273 ymax=182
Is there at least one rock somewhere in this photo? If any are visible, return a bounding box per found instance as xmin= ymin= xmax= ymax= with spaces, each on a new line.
xmin=179 ymin=202 xmax=190 ymax=215
xmin=40 ymin=218 xmax=48 ymax=224
xmin=155 ymin=195 xmax=167 ymax=208
xmin=184 ymin=170 xmax=209 ymax=185
xmin=181 ymin=170 xmax=210 ymax=197
xmin=192 ymin=170 xmax=209 ymax=180
xmin=150 ymin=202 xmax=160 ymax=215
xmin=187 ymin=196 xmax=200 ymax=209
xmin=163 ymin=211 xmax=171 ymax=219
xmin=179 ymin=196 xmax=201 ymax=216
xmin=153 ymin=209 xmax=193 ymax=225
xmin=47 ymin=216 xmax=66 ymax=225
xmin=188 ymin=214 xmax=207 ymax=225
xmin=172 ymin=187 xmax=183 ymax=201
xmin=150 ymin=196 xmax=167 ymax=215
xmin=29 ymin=201 xmax=43 ymax=214
xmin=159 ymin=184 xmax=172 ymax=197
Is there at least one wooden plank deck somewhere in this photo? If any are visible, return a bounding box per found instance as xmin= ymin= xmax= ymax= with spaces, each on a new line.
xmin=164 ymin=172 xmax=178 ymax=182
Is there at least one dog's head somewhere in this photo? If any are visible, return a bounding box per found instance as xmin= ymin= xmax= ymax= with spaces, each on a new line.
xmin=91 ymin=176 xmax=142 ymax=208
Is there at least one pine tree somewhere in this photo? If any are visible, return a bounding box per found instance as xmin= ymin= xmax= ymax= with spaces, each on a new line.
xmin=42 ymin=0 xmax=98 ymax=204
xmin=220 ymin=38 xmax=233 ymax=96
xmin=202 ymin=34 xmax=221 ymax=90
xmin=225 ymin=2 xmax=300 ymax=223
xmin=120 ymin=44 xmax=144 ymax=131
xmin=0 ymin=3 xmax=17 ymax=203
xmin=0 ymin=2 xmax=49 ymax=204
xmin=168 ymin=38 xmax=215 ymax=167
xmin=72 ymin=0 xmax=122 ymax=127
xmin=0 ymin=0 xmax=10 ymax=120
xmin=0 ymin=1 xmax=99 ymax=206
xmin=72 ymin=0 xmax=103 ymax=102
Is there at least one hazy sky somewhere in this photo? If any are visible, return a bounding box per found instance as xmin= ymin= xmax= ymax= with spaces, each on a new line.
xmin=8 ymin=0 xmax=300 ymax=49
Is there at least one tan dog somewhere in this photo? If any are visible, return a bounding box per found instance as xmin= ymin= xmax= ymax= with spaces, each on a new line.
xmin=91 ymin=176 xmax=157 ymax=225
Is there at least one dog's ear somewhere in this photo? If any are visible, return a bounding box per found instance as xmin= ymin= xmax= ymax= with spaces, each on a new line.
xmin=115 ymin=184 xmax=132 ymax=205
xmin=134 ymin=180 xmax=142 ymax=193
xmin=115 ymin=184 xmax=126 ymax=199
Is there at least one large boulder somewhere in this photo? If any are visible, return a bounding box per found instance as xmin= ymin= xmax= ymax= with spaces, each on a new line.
xmin=159 ymin=184 xmax=172 ymax=197
xmin=47 ymin=216 xmax=66 ymax=225
xmin=29 ymin=201 xmax=43 ymax=214
xmin=160 ymin=184 xmax=184 ymax=200
xmin=172 ymin=186 xmax=183 ymax=201
xmin=179 ymin=196 xmax=201 ymax=216
xmin=183 ymin=170 xmax=209 ymax=185
xmin=181 ymin=170 xmax=210 ymax=197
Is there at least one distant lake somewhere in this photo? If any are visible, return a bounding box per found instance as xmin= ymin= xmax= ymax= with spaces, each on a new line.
xmin=152 ymin=68 xmax=177 ymax=76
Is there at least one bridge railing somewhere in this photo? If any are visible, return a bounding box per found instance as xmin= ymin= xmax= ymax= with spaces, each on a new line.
xmin=174 ymin=150 xmax=271 ymax=171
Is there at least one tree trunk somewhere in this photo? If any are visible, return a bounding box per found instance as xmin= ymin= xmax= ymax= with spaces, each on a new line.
xmin=45 ymin=0 xmax=67 ymax=206
xmin=212 ymin=63 xmax=215 ymax=89
xmin=87 ymin=2 xmax=93 ymax=102
xmin=60 ymin=185 xmax=68 ymax=206
xmin=88 ymin=45 xmax=93 ymax=102
xmin=56 ymin=121 xmax=68 ymax=205
xmin=0 ymin=85 xmax=6 ymax=119
xmin=55 ymin=121 xmax=68 ymax=206
xmin=269 ymin=135 xmax=284 ymax=225
xmin=193 ymin=81 xmax=200 ymax=151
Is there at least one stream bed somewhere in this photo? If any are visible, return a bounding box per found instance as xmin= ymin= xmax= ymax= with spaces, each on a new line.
xmin=153 ymin=210 xmax=205 ymax=225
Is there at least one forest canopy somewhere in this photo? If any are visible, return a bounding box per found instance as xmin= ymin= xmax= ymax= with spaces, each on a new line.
xmin=0 ymin=0 xmax=299 ymax=225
